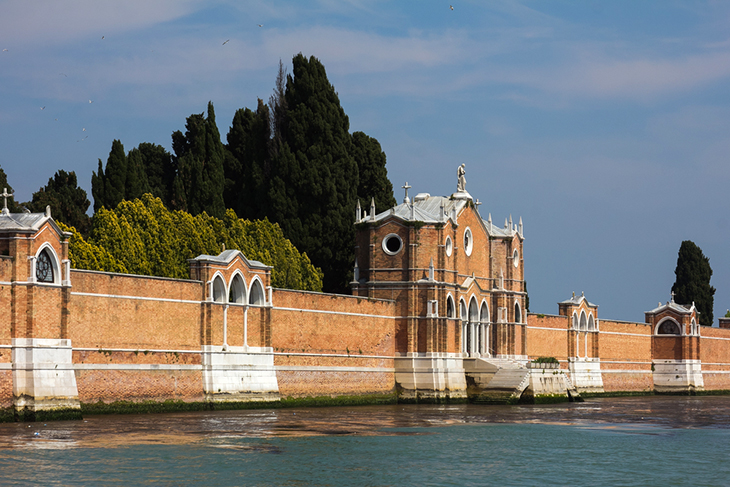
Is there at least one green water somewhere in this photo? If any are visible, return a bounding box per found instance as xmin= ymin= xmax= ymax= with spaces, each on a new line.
xmin=1 ymin=397 xmax=729 ymax=486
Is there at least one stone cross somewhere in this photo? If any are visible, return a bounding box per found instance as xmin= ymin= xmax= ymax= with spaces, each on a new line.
xmin=402 ymin=182 xmax=411 ymax=204
xmin=1 ymin=187 xmax=12 ymax=215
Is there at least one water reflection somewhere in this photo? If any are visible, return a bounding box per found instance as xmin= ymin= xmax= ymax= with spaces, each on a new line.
xmin=0 ymin=396 xmax=729 ymax=451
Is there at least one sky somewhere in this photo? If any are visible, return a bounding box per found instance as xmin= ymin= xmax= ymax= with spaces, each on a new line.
xmin=1 ymin=0 xmax=729 ymax=323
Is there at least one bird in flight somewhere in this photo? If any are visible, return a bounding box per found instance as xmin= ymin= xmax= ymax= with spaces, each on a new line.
xmin=89 ymin=100 xmax=93 ymax=104
xmin=222 ymin=39 xmax=230 ymax=45
xmin=2 ymin=49 xmax=7 ymax=52
xmin=40 ymin=106 xmax=45 ymax=110
xmin=450 ymin=5 xmax=454 ymax=10
xmin=101 ymin=36 xmax=105 ymax=40
xmin=258 ymin=24 xmax=263 ymax=27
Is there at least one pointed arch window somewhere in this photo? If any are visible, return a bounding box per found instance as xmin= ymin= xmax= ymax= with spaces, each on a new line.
xmin=36 ymin=249 xmax=54 ymax=283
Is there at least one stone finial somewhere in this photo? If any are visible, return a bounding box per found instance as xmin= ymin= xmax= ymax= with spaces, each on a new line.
xmin=353 ymin=259 xmax=360 ymax=282
xmin=370 ymin=198 xmax=376 ymax=221
xmin=221 ymin=242 xmax=226 ymax=252
xmin=518 ymin=216 xmax=523 ymax=235
xmin=356 ymin=200 xmax=362 ymax=222
xmin=45 ymin=205 xmax=51 ymax=218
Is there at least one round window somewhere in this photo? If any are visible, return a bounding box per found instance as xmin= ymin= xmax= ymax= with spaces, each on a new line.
xmin=513 ymin=249 xmax=519 ymax=267
xmin=382 ymin=234 xmax=403 ymax=255
xmin=445 ymin=236 xmax=453 ymax=257
xmin=464 ymin=228 xmax=473 ymax=256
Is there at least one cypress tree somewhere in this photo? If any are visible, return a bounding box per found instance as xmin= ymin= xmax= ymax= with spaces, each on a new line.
xmin=91 ymin=139 xmax=128 ymax=211
xmin=28 ymin=170 xmax=91 ymax=234
xmin=225 ymin=99 xmax=271 ymax=219
xmin=273 ymin=53 xmax=359 ymax=293
xmin=133 ymin=142 xmax=175 ymax=207
xmin=351 ymin=131 xmax=396 ymax=214
xmin=171 ymin=102 xmax=226 ymax=219
xmin=671 ymin=240 xmax=716 ymax=326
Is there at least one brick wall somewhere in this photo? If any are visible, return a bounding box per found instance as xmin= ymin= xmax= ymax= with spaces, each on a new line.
xmin=271 ymin=289 xmax=396 ymax=397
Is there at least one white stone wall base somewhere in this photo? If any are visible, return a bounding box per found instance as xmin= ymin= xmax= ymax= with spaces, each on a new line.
xmin=653 ymin=359 xmax=704 ymax=393
xmin=526 ymin=368 xmax=571 ymax=397
xmin=395 ymin=353 xmax=467 ymax=401
xmin=569 ymin=359 xmax=605 ymax=393
xmin=201 ymin=346 xmax=280 ymax=402
xmin=12 ymin=338 xmax=81 ymax=412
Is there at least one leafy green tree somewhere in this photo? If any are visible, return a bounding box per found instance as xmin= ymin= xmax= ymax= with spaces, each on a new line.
xmin=271 ymin=53 xmax=359 ymax=293
xmin=671 ymin=240 xmax=716 ymax=326
xmin=58 ymin=221 xmax=127 ymax=273
xmin=171 ymin=102 xmax=226 ymax=219
xmin=27 ymin=170 xmax=91 ymax=234
xmin=351 ymin=131 xmax=396 ymax=213
xmin=78 ymin=194 xmax=321 ymax=291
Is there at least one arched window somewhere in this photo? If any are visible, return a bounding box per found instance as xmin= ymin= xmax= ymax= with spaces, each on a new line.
xmin=514 ymin=302 xmax=522 ymax=324
xmin=579 ymin=311 xmax=587 ymax=331
xmin=480 ymin=301 xmax=489 ymax=324
xmin=657 ymin=320 xmax=681 ymax=335
xmin=446 ymin=295 xmax=455 ymax=318
xmin=588 ymin=315 xmax=595 ymax=332
xmin=212 ymin=275 xmax=226 ymax=303
xmin=229 ymin=274 xmax=245 ymax=304
xmin=463 ymin=228 xmax=473 ymax=256
xmin=249 ymin=279 xmax=265 ymax=305
xmin=572 ymin=313 xmax=578 ymax=330
xmin=36 ymin=249 xmax=55 ymax=283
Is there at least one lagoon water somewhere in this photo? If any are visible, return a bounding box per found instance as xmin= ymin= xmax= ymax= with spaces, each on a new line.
xmin=1 ymin=396 xmax=730 ymax=486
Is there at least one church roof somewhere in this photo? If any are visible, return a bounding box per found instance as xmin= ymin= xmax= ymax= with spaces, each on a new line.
xmin=362 ymin=193 xmax=522 ymax=239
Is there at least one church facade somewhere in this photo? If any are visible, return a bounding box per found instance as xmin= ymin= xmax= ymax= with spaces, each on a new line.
xmin=0 ymin=168 xmax=729 ymax=419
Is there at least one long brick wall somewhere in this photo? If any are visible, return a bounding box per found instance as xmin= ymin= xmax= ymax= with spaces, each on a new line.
xmin=271 ymin=289 xmax=396 ymax=398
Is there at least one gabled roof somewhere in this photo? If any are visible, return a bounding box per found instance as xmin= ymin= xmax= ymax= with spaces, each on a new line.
xmin=189 ymin=249 xmax=271 ymax=270
xmin=559 ymin=292 xmax=598 ymax=308
xmin=0 ymin=208 xmax=69 ymax=237
xmin=646 ymin=298 xmax=694 ymax=316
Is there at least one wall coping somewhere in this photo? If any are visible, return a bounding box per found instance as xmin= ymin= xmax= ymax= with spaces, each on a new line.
xmin=71 ymin=268 xmax=201 ymax=284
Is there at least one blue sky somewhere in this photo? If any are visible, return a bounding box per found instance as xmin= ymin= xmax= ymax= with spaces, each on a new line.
xmin=1 ymin=1 xmax=729 ymax=322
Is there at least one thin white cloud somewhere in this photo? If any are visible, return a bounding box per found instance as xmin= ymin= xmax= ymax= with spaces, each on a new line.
xmin=0 ymin=0 xmax=205 ymax=45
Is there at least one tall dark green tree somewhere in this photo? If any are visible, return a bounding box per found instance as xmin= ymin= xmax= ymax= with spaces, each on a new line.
xmin=92 ymin=139 xmax=128 ymax=211
xmin=171 ymin=102 xmax=226 ymax=219
xmin=351 ymin=131 xmax=396 ymax=213
xmin=28 ymin=170 xmax=91 ymax=234
xmin=672 ymin=240 xmax=716 ymax=326
xmin=132 ymin=142 xmax=175 ymax=207
xmin=271 ymin=54 xmax=359 ymax=293
xmin=225 ymin=99 xmax=271 ymax=219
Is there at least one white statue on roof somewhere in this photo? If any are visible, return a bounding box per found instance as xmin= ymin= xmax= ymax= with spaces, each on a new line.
xmin=457 ymin=164 xmax=466 ymax=192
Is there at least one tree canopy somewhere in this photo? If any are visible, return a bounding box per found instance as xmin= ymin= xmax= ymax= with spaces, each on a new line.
xmin=84 ymin=55 xmax=397 ymax=293
xmin=28 ymin=170 xmax=91 ymax=234
xmin=671 ymin=240 xmax=716 ymax=326
xmin=67 ymin=194 xmax=322 ymax=291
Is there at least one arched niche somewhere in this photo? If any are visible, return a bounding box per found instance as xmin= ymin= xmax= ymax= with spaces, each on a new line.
xmin=249 ymin=278 xmax=265 ymax=306
xmin=229 ymin=273 xmax=246 ymax=304
xmin=212 ymin=274 xmax=226 ymax=303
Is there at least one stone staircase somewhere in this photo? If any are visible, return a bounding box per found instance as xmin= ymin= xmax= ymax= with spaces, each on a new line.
xmin=464 ymin=357 xmax=530 ymax=404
